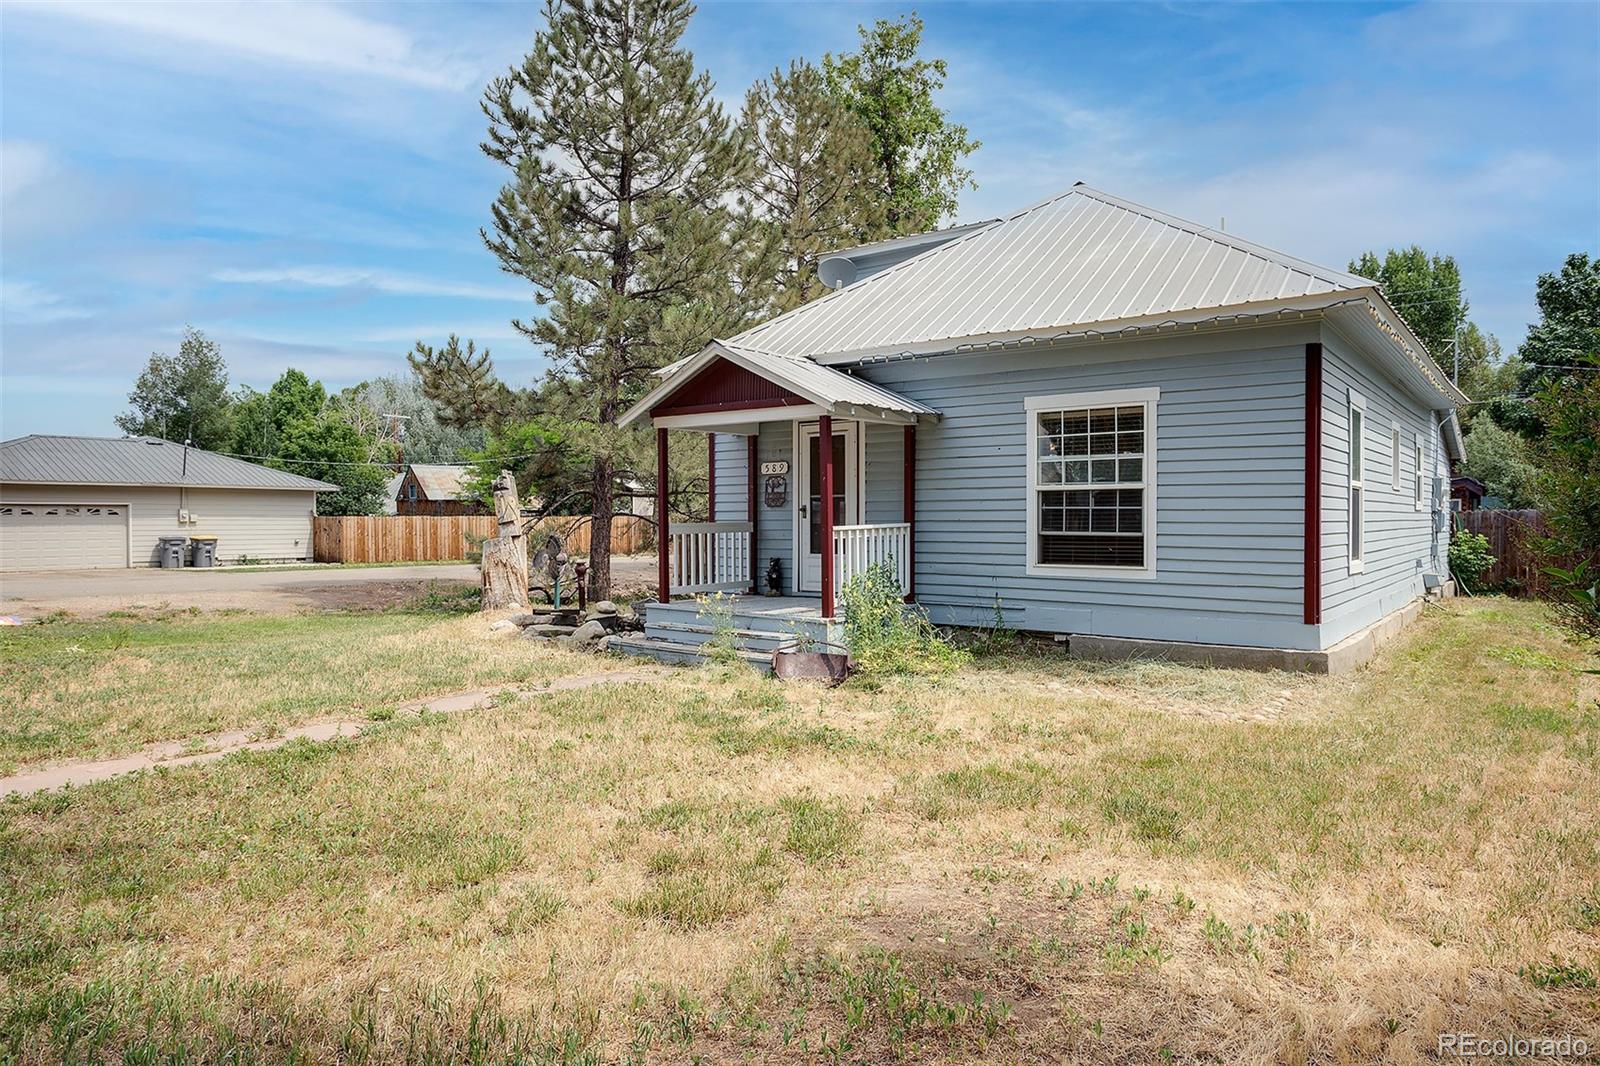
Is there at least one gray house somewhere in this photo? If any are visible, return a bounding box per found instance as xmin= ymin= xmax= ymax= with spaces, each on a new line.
xmin=617 ymin=184 xmax=1466 ymax=671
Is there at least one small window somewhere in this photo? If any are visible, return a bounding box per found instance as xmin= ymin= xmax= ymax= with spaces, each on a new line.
xmin=1391 ymin=424 xmax=1402 ymax=491
xmin=407 ymin=482 xmax=418 ymax=501
xmin=1348 ymin=391 xmax=1366 ymax=574
xmin=1413 ymin=434 xmax=1425 ymax=511
xmin=1026 ymin=388 xmax=1158 ymax=577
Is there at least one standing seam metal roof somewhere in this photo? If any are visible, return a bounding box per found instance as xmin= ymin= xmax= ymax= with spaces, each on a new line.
xmin=0 ymin=435 xmax=339 ymax=490
xmin=729 ymin=183 xmax=1375 ymax=362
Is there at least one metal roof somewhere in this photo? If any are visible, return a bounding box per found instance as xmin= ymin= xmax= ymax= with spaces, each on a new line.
xmin=408 ymin=464 xmax=473 ymax=500
xmin=0 ymin=435 xmax=339 ymax=491
xmin=732 ymin=183 xmax=1377 ymax=363
xmin=618 ymin=340 xmax=937 ymax=428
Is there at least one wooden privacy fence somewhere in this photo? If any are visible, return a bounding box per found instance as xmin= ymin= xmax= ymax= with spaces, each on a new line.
xmin=313 ymin=514 xmax=654 ymax=564
xmin=1453 ymin=509 xmax=1549 ymax=596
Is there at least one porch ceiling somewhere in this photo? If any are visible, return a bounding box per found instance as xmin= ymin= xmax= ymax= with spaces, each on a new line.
xmin=618 ymin=340 xmax=938 ymax=430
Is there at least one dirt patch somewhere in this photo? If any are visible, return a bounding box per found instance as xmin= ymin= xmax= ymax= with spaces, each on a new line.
xmin=293 ymin=579 xmax=479 ymax=613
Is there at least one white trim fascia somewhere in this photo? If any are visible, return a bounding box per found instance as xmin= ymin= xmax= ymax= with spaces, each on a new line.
xmin=1390 ymin=421 xmax=1403 ymax=492
xmin=1348 ymin=388 xmax=1367 ymax=576
xmin=1413 ymin=431 xmax=1426 ymax=512
xmin=1024 ymin=386 xmax=1159 ymax=581
xmin=652 ymin=406 xmax=826 ymax=431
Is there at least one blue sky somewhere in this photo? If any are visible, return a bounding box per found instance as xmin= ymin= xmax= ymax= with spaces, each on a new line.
xmin=2 ymin=0 xmax=1596 ymax=440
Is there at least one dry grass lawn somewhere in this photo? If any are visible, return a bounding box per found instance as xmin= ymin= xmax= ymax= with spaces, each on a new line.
xmin=1 ymin=597 xmax=1597 ymax=1063
xmin=0 ymin=597 xmax=595 ymax=773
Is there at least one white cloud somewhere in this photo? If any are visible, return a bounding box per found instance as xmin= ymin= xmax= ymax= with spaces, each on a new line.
xmin=213 ymin=266 xmax=524 ymax=302
xmin=8 ymin=1 xmax=479 ymax=91
xmin=0 ymin=281 xmax=94 ymax=324
xmin=0 ymin=141 xmax=58 ymax=204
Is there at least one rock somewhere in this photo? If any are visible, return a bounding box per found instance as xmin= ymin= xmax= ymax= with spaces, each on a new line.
xmin=593 ymin=600 xmax=618 ymax=615
xmin=488 ymin=619 xmax=517 ymax=633
xmin=510 ymin=613 xmax=547 ymax=628
xmin=570 ymin=620 xmax=608 ymax=644
xmin=597 ymin=635 xmax=617 ymax=653
xmin=531 ymin=623 xmax=578 ymax=638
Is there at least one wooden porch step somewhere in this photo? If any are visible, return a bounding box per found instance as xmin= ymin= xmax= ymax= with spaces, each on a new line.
xmin=644 ymin=620 xmax=807 ymax=654
xmin=610 ymin=635 xmax=774 ymax=674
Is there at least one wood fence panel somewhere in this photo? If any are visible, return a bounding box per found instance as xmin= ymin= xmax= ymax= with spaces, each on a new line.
xmin=1454 ymin=509 xmax=1549 ymax=596
xmin=310 ymin=514 xmax=653 ymax=564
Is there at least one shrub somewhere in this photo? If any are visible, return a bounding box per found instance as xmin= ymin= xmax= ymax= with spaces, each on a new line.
xmin=838 ymin=560 xmax=967 ymax=677
xmin=1448 ymin=530 xmax=1495 ymax=593
xmin=1541 ymin=559 xmax=1600 ymax=642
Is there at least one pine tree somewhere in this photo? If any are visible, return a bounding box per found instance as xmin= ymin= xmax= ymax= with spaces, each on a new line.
xmin=743 ymin=59 xmax=886 ymax=310
xmin=478 ymin=0 xmax=758 ymax=600
xmin=408 ymin=335 xmax=518 ymax=430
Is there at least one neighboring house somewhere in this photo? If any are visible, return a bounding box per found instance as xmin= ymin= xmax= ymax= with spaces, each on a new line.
xmin=0 ymin=435 xmax=335 ymax=570
xmin=619 ymin=183 xmax=1467 ymax=670
xmin=1450 ymin=475 xmax=1486 ymax=512
xmin=393 ymin=464 xmax=490 ymax=516
xmin=381 ymin=471 xmax=406 ymax=516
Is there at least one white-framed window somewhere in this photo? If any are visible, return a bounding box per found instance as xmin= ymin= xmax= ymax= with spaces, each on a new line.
xmin=1024 ymin=387 xmax=1158 ymax=579
xmin=1391 ymin=423 xmax=1402 ymax=491
xmin=1413 ymin=432 xmax=1425 ymax=511
xmin=1348 ymin=389 xmax=1366 ymax=574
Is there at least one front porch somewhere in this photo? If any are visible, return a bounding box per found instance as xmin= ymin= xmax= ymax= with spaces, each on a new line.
xmin=620 ymin=340 xmax=937 ymax=620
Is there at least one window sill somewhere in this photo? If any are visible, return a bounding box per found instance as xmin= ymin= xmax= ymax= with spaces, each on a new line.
xmin=1348 ymin=558 xmax=1365 ymax=576
xmin=1026 ymin=562 xmax=1159 ymax=581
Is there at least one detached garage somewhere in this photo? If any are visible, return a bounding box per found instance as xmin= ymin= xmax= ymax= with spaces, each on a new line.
xmin=0 ymin=435 xmax=336 ymax=571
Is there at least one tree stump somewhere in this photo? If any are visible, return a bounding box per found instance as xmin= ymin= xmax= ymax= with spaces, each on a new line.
xmin=481 ymin=469 xmax=529 ymax=611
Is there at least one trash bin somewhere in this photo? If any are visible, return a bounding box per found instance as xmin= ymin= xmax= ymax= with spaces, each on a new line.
xmin=189 ymin=535 xmax=218 ymax=568
xmin=158 ymin=536 xmax=188 ymax=569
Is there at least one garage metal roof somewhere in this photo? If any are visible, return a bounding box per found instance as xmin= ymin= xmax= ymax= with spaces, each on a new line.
xmin=731 ymin=183 xmax=1377 ymax=362
xmin=0 ymin=435 xmax=339 ymax=491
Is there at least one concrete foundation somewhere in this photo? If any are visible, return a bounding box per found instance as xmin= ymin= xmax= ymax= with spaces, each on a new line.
xmin=1067 ymin=599 xmax=1425 ymax=675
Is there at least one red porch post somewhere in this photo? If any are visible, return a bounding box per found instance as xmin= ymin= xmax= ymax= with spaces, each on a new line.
xmin=656 ymin=426 xmax=670 ymax=604
xmin=1303 ymin=343 xmax=1322 ymax=625
xmin=904 ymin=423 xmax=916 ymax=602
xmin=819 ymin=414 xmax=835 ymax=619
xmin=746 ymin=434 xmax=758 ymax=593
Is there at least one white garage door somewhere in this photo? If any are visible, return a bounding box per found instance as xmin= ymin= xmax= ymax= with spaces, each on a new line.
xmin=1 ymin=503 xmax=129 ymax=571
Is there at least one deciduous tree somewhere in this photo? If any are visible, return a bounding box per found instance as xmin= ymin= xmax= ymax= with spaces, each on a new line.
xmin=115 ymin=327 xmax=234 ymax=449
xmin=1349 ymin=246 xmax=1467 ymax=365
xmin=823 ymin=14 xmax=978 ymax=236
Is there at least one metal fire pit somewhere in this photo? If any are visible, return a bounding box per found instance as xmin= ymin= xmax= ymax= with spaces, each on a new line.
xmin=771 ymin=640 xmax=851 ymax=686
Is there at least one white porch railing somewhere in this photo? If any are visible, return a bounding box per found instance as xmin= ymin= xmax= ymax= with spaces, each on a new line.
xmin=833 ymin=522 xmax=911 ymax=597
xmin=668 ymin=521 xmax=753 ymax=594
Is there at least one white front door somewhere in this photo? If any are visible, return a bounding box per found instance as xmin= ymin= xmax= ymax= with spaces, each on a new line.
xmin=795 ymin=421 xmax=858 ymax=592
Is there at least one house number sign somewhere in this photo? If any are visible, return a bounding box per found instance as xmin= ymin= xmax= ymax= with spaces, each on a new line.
xmin=763 ymin=475 xmax=788 ymax=508
xmin=760 ymin=461 xmax=789 ymax=476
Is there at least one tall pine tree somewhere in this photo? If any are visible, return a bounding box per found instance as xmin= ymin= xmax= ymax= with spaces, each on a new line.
xmin=743 ymin=59 xmax=885 ymax=310
xmin=477 ymin=0 xmax=757 ymax=599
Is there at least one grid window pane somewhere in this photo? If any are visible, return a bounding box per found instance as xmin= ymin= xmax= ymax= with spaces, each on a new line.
xmin=1035 ymin=401 xmax=1149 ymax=569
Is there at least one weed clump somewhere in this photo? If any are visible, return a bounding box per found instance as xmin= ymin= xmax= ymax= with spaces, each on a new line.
xmin=839 ymin=561 xmax=967 ymax=677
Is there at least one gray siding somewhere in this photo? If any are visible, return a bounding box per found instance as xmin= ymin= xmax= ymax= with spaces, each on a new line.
xmin=755 ymin=423 xmax=795 ymax=592
xmin=855 ymin=324 xmax=1323 ymax=649
xmin=1318 ymin=324 xmax=1445 ymax=645
xmin=862 ymin=422 xmax=904 ymax=524
xmin=710 ymin=433 xmax=748 ymax=521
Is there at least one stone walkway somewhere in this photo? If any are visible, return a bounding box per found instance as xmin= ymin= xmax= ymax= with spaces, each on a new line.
xmin=0 ymin=667 xmax=668 ymax=799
